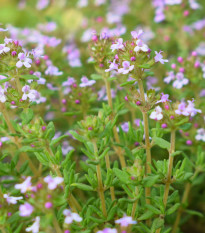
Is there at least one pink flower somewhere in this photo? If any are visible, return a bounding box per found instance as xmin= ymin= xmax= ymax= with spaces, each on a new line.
xmin=19 ymin=202 xmax=34 ymax=217
xmin=26 ymin=216 xmax=40 ymax=233
xmin=175 ymin=100 xmax=201 ymax=117
xmin=150 ymin=106 xmax=163 ymax=120
xmin=118 ymin=61 xmax=134 ymax=74
xmin=16 ymin=52 xmax=32 ymax=68
xmin=131 ymin=30 xmax=143 ymax=39
xmin=0 ymin=44 xmax=10 ymax=54
xmin=62 ymin=77 xmax=76 ymax=87
xmin=63 ymin=209 xmax=82 ymax=224
xmin=3 ymin=194 xmax=23 ymax=204
xmin=110 ymin=38 xmax=124 ymax=52
xmin=105 ymin=59 xmax=118 ymax=72
xmin=15 ymin=177 xmax=32 ymax=193
xmin=115 ymin=215 xmax=137 ymax=227
xmin=79 ymin=76 xmax=96 ymax=87
xmin=134 ymin=39 xmax=149 ymax=53
xmin=154 ymin=51 xmax=168 ymax=64
xmin=44 ymin=175 xmax=64 ymax=190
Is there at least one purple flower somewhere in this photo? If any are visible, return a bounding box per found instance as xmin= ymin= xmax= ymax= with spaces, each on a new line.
xmin=79 ymin=76 xmax=96 ymax=87
xmin=175 ymin=100 xmax=201 ymax=117
xmin=3 ymin=194 xmax=23 ymax=204
xmin=22 ymin=85 xmax=36 ymax=101
xmin=15 ymin=177 xmax=32 ymax=193
xmin=63 ymin=209 xmax=82 ymax=224
xmin=16 ymin=52 xmax=32 ymax=68
xmin=131 ymin=30 xmax=143 ymax=39
xmin=19 ymin=202 xmax=34 ymax=217
xmin=26 ymin=216 xmax=40 ymax=233
xmin=97 ymin=228 xmax=117 ymax=233
xmin=0 ymin=44 xmax=10 ymax=54
xmin=157 ymin=93 xmax=171 ymax=103
xmin=0 ymin=87 xmax=6 ymax=103
xmin=121 ymin=122 xmax=129 ymax=133
xmin=110 ymin=38 xmax=124 ymax=52
xmin=173 ymin=72 xmax=189 ymax=89
xmin=115 ymin=215 xmax=137 ymax=227
xmin=105 ymin=59 xmax=118 ymax=72
xmin=118 ymin=61 xmax=134 ymax=74
xmin=164 ymin=71 xmax=175 ymax=84
xmin=134 ymin=39 xmax=149 ymax=53
xmin=45 ymin=65 xmax=63 ymax=76
xmin=44 ymin=175 xmax=64 ymax=190
xmin=154 ymin=51 xmax=168 ymax=64
xmin=62 ymin=77 xmax=76 ymax=87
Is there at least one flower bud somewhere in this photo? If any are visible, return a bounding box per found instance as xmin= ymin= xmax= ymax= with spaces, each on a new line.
xmin=124 ymin=96 xmax=128 ymax=101
xmin=161 ymin=123 xmax=167 ymax=128
xmin=131 ymin=56 xmax=136 ymax=61
xmin=194 ymin=61 xmax=200 ymax=68
xmin=191 ymin=51 xmax=197 ymax=57
xmin=45 ymin=202 xmax=53 ymax=209
xmin=164 ymin=105 xmax=169 ymax=110
xmin=62 ymin=99 xmax=66 ymax=104
xmin=42 ymin=126 xmax=46 ymax=131
xmin=75 ymin=99 xmax=80 ymax=104
xmin=11 ymin=101 xmax=16 ymax=105
xmin=183 ymin=10 xmax=189 ymax=16
xmin=186 ymin=140 xmax=192 ymax=145
xmin=11 ymin=51 xmax=17 ymax=56
xmin=171 ymin=63 xmax=176 ymax=69
xmin=170 ymin=115 xmax=174 ymax=119
xmin=136 ymin=101 xmax=141 ymax=106
xmin=179 ymin=67 xmax=185 ymax=72
xmin=177 ymin=57 xmax=183 ymax=63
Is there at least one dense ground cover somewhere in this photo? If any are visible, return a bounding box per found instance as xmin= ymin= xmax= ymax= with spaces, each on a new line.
xmin=0 ymin=0 xmax=205 ymax=233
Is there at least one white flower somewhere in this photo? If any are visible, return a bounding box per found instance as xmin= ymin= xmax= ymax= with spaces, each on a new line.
xmin=195 ymin=128 xmax=205 ymax=142
xmin=134 ymin=39 xmax=149 ymax=53
xmin=15 ymin=177 xmax=32 ymax=193
xmin=3 ymin=194 xmax=23 ymax=204
xmin=172 ymin=72 xmax=189 ymax=89
xmin=63 ymin=209 xmax=82 ymax=224
xmin=22 ymin=85 xmax=36 ymax=101
xmin=26 ymin=216 xmax=40 ymax=233
xmin=16 ymin=52 xmax=32 ymax=68
xmin=0 ymin=44 xmax=10 ymax=54
xmin=150 ymin=106 xmax=163 ymax=120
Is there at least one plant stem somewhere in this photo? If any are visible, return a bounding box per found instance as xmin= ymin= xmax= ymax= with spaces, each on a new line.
xmin=156 ymin=130 xmax=176 ymax=233
xmin=46 ymin=143 xmax=82 ymax=212
xmin=163 ymin=130 xmax=176 ymax=206
xmin=172 ymin=182 xmax=191 ymax=233
xmin=105 ymin=154 xmax=115 ymax=201
xmin=131 ymin=187 xmax=138 ymax=219
xmin=104 ymin=75 xmax=126 ymax=168
xmin=0 ymin=103 xmax=38 ymax=174
xmin=93 ymin=141 xmax=107 ymax=217
xmin=53 ymin=213 xmax=63 ymax=233
xmin=137 ymin=79 xmax=152 ymax=205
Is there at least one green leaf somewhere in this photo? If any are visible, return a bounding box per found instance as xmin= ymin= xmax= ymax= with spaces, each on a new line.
xmin=113 ymin=168 xmax=130 ymax=184
xmin=64 ymin=111 xmax=81 ymax=116
xmin=45 ymin=122 xmax=55 ymax=140
xmin=179 ymin=123 xmax=192 ymax=131
xmin=171 ymin=151 xmax=182 ymax=157
xmin=69 ymin=130 xmax=86 ymax=143
xmin=153 ymin=137 xmax=171 ymax=150
xmin=143 ymin=175 xmax=159 ymax=187
xmin=138 ymin=64 xmax=151 ymax=69
xmin=71 ymin=183 xmax=94 ymax=191
xmin=151 ymin=218 xmax=164 ymax=232
xmin=185 ymin=209 xmax=203 ymax=218
xmin=34 ymin=152 xmax=49 ymax=166
xmin=120 ymin=80 xmax=136 ymax=87
xmin=50 ymin=135 xmax=68 ymax=146
xmin=20 ymin=109 xmax=34 ymax=125
xmin=0 ymin=77 xmax=11 ymax=84
xmin=20 ymin=74 xmax=39 ymax=80
xmin=90 ymin=74 xmax=102 ymax=80
xmin=138 ymin=210 xmax=154 ymax=220
xmin=19 ymin=146 xmax=43 ymax=153
xmin=145 ymin=204 xmax=161 ymax=215
xmin=166 ymin=203 xmax=180 ymax=215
